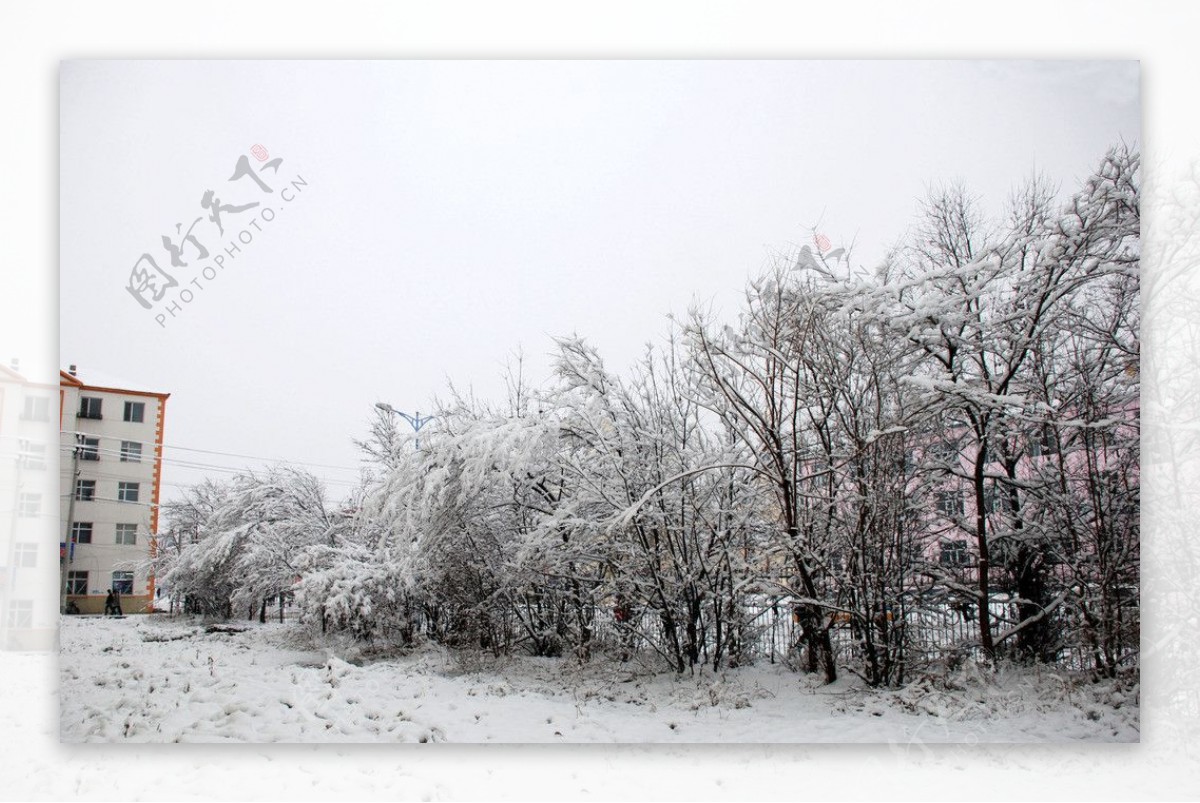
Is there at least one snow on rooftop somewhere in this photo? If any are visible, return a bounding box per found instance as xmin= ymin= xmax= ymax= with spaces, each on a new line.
xmin=63 ymin=365 xmax=168 ymax=395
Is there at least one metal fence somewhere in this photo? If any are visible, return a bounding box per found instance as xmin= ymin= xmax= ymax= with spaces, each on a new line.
xmin=586 ymin=594 xmax=1131 ymax=674
xmin=166 ymin=591 xmax=1132 ymax=674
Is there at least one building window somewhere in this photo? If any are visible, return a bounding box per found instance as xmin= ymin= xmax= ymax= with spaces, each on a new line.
xmin=983 ymin=485 xmax=1007 ymax=514
xmin=115 ymin=524 xmax=138 ymax=546
xmin=112 ymin=571 xmax=134 ymax=595
xmin=67 ymin=571 xmax=88 ymax=595
xmin=123 ymin=401 xmax=145 ymax=423
xmin=936 ymin=490 xmax=964 ymax=517
xmin=19 ymin=440 xmax=46 ymax=469
xmin=117 ymin=482 xmax=140 ymax=503
xmin=21 ymin=395 xmax=49 ymax=421
xmin=120 ymin=441 xmax=142 ymax=463
xmin=939 ymin=540 xmax=970 ymax=566
xmin=991 ymin=485 xmax=1017 ymax=514
xmin=1100 ymin=469 xmax=1137 ymax=518
xmin=5 ymin=601 xmax=33 ymax=630
xmin=902 ymin=541 xmax=925 ymax=567
xmin=79 ymin=396 xmax=103 ymax=420
xmin=74 ymin=479 xmax=96 ymax=501
xmin=14 ymin=543 xmax=38 ymax=568
xmin=929 ymin=440 xmax=959 ymax=465
xmin=71 ymin=522 xmax=93 ymax=544
xmin=76 ymin=436 xmax=100 ymax=461
xmin=1029 ymin=425 xmax=1059 ymax=457
xmin=18 ymin=493 xmax=41 ymax=517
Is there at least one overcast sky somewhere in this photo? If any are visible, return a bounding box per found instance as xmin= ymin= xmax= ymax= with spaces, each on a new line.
xmin=59 ymin=60 xmax=1140 ymax=500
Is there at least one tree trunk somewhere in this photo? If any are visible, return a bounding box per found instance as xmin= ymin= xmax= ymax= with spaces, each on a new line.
xmin=973 ymin=445 xmax=995 ymax=660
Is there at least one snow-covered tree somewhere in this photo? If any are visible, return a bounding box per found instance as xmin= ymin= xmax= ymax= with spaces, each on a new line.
xmin=167 ymin=145 xmax=1140 ymax=687
xmin=356 ymin=371 xmax=583 ymax=656
xmin=156 ymin=479 xmax=237 ymax=616
xmin=552 ymin=335 xmax=764 ymax=671
xmin=685 ymin=264 xmax=849 ymax=682
xmin=165 ymin=466 xmax=348 ymax=621
xmin=852 ymin=147 xmax=1140 ymax=664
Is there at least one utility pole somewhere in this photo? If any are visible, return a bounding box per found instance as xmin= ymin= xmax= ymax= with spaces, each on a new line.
xmin=60 ymin=441 xmax=79 ymax=614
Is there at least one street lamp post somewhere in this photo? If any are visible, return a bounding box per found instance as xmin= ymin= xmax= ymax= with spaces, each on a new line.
xmin=375 ymin=403 xmax=437 ymax=450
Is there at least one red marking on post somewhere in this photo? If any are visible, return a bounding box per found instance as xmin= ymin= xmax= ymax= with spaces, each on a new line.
xmin=251 ymin=144 xmax=269 ymax=162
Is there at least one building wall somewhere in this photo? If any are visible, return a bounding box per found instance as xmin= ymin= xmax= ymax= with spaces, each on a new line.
xmin=910 ymin=410 xmax=1140 ymax=573
xmin=59 ymin=374 xmax=167 ymax=615
xmin=785 ymin=409 xmax=1140 ymax=587
xmin=0 ymin=365 xmax=60 ymax=649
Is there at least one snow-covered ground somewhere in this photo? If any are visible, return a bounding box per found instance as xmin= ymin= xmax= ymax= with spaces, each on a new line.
xmin=59 ymin=616 xmax=1137 ymax=744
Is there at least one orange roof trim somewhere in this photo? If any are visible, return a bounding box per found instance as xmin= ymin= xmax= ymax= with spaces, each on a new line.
xmin=60 ymin=371 xmax=170 ymax=399
xmin=59 ymin=369 xmax=84 ymax=387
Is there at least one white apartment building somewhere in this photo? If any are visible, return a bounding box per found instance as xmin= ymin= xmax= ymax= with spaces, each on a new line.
xmin=0 ymin=360 xmax=59 ymax=648
xmin=59 ymin=366 xmax=168 ymax=614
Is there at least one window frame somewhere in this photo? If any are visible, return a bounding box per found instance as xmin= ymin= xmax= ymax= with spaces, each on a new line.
xmin=21 ymin=395 xmax=49 ymax=421
xmin=74 ymin=479 xmax=96 ymax=502
xmin=76 ymin=436 xmax=100 ymax=462
xmin=17 ymin=492 xmax=41 ymax=517
xmin=123 ymin=401 xmax=146 ymax=423
xmin=929 ymin=440 xmax=960 ymax=465
xmin=117 ymin=482 xmax=140 ymax=503
xmin=939 ymin=539 xmax=970 ymax=567
xmin=119 ymin=440 xmax=143 ymax=463
xmin=983 ymin=484 xmax=1012 ymax=515
xmin=114 ymin=524 xmax=138 ymax=546
xmin=1029 ymin=425 xmax=1059 ymax=457
xmin=111 ymin=571 xmax=134 ymax=595
xmin=14 ymin=543 xmax=38 ymax=568
xmin=5 ymin=600 xmax=33 ymax=629
xmin=79 ymin=396 xmax=103 ymax=420
xmin=936 ymin=489 xmax=964 ymax=517
xmin=71 ymin=521 xmax=93 ymax=544
xmin=19 ymin=440 xmax=47 ymax=469
xmin=67 ymin=571 xmax=88 ymax=595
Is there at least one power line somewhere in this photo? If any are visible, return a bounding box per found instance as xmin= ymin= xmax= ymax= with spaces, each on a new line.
xmin=62 ymin=430 xmax=363 ymax=473
xmin=65 ymin=495 xmax=157 ymax=508
xmin=55 ymin=443 xmax=361 ymax=487
xmin=164 ymin=442 xmax=363 ymax=473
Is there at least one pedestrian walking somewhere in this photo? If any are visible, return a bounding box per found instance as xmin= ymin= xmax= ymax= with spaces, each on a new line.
xmin=104 ymin=590 xmax=115 ymax=616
